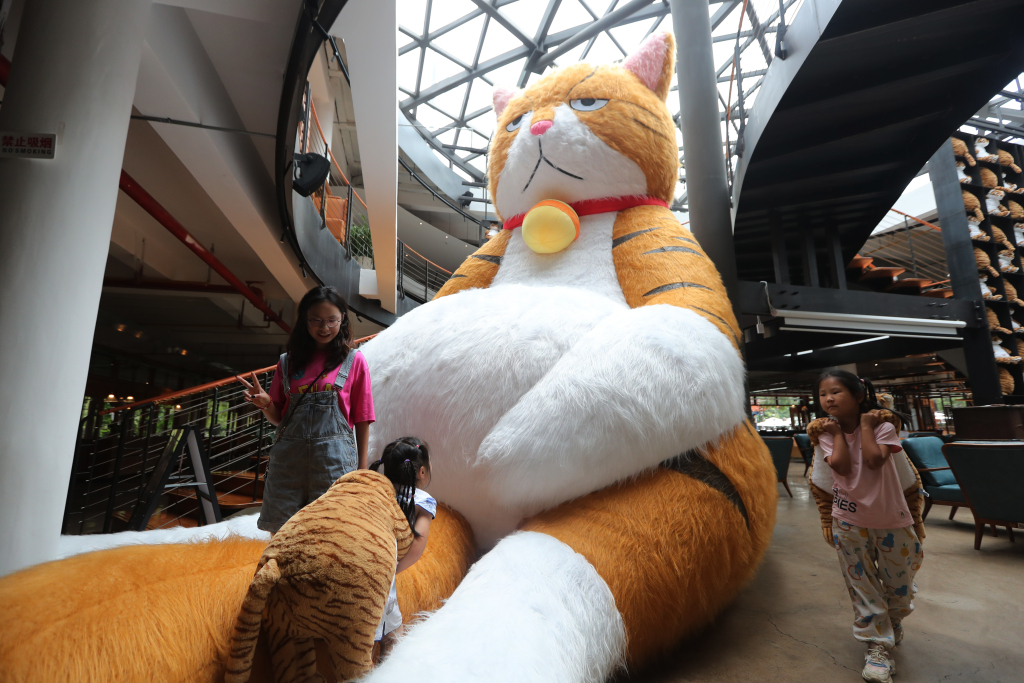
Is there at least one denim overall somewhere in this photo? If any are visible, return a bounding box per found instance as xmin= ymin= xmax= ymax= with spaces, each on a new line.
xmin=257 ymin=350 xmax=358 ymax=533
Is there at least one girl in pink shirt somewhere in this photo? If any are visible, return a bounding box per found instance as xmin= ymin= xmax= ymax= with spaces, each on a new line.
xmin=237 ymin=286 xmax=374 ymax=533
xmin=818 ymin=369 xmax=923 ymax=683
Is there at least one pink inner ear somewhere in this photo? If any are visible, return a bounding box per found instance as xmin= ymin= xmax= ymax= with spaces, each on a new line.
xmin=493 ymin=87 xmax=517 ymax=117
xmin=623 ymin=32 xmax=669 ymax=92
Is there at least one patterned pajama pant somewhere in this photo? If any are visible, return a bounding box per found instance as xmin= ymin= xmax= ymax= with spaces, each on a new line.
xmin=832 ymin=520 xmax=924 ymax=649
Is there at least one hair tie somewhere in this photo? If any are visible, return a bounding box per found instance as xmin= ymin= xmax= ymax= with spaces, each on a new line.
xmin=404 ymin=459 xmax=411 ymax=463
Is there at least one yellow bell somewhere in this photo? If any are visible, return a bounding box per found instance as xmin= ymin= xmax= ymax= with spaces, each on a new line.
xmin=521 ymin=200 xmax=580 ymax=254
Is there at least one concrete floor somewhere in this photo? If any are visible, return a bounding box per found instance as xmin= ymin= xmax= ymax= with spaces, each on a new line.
xmin=628 ymin=460 xmax=1024 ymax=683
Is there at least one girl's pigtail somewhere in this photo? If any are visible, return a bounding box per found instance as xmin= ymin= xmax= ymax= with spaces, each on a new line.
xmin=369 ymin=459 xmax=383 ymax=472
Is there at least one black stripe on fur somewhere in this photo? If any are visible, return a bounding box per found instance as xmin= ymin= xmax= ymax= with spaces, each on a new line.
xmin=643 ymin=282 xmax=713 ymax=297
xmin=661 ymin=450 xmax=750 ymax=529
xmin=612 ymin=227 xmax=658 ymax=247
xmin=471 ymin=254 xmax=502 ymax=265
xmin=643 ymin=246 xmax=703 ymax=256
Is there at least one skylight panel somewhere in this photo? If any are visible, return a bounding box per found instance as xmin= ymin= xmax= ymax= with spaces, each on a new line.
xmin=482 ymin=57 xmax=528 ymax=90
xmin=497 ymin=0 xmax=545 ymax=40
xmin=435 ymin=129 xmax=457 ymax=145
xmin=609 ymin=20 xmax=656 ymax=54
xmin=581 ymin=32 xmax=624 ymax=64
xmin=397 ymin=0 xmax=428 ymax=36
xmin=429 ymin=0 xmax=478 ymax=34
xmin=464 ymin=79 xmax=494 ymax=118
xmin=416 ymin=103 xmax=454 ymax=130
xmin=430 ymin=13 xmax=487 ymax=65
xmin=421 ymin=48 xmax=466 ymax=87
xmin=430 ymin=83 xmax=469 ymax=120
xmin=548 ymin=0 xmax=594 ymax=35
xmin=476 ymin=17 xmax=523 ymax=64
xmin=398 ymin=49 xmax=422 ymax=93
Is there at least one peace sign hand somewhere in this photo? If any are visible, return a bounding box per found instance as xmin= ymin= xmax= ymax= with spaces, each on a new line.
xmin=237 ymin=372 xmax=272 ymax=409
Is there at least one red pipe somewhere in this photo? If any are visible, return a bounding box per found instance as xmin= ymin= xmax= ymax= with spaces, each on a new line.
xmin=118 ymin=170 xmax=292 ymax=333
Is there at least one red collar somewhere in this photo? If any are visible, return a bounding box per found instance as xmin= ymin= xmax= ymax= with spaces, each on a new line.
xmin=502 ymin=195 xmax=669 ymax=230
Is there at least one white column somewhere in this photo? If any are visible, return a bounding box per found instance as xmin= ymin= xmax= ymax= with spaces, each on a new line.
xmin=0 ymin=0 xmax=151 ymax=576
xmin=333 ymin=0 xmax=398 ymax=312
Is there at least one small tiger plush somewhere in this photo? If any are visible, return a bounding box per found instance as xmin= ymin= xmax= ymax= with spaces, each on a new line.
xmin=1004 ymin=279 xmax=1022 ymax=305
xmin=999 ymin=368 xmax=1015 ymax=395
xmin=962 ymin=189 xmax=984 ymax=222
xmin=992 ymin=225 xmax=1014 ymax=250
xmin=998 ymin=147 xmax=1022 ymax=173
xmin=956 ymin=161 xmax=972 ymax=183
xmin=225 ymin=470 xmax=414 ymax=683
xmin=981 ymin=166 xmax=999 ymax=188
xmin=1014 ymin=222 xmax=1024 ymax=246
xmin=975 ymin=137 xmax=1000 ymax=163
xmin=980 ymin=274 xmax=1001 ymax=300
xmin=951 ymin=137 xmax=975 ymax=165
xmin=992 ymin=335 xmax=1022 ymax=364
xmin=999 ymin=249 xmax=1019 ymax=273
xmin=975 ymin=247 xmax=1000 ymax=277
xmin=1009 ymin=199 xmax=1024 ymax=219
xmin=986 ymin=188 xmax=1010 ymax=216
xmin=968 ymin=216 xmax=989 ymax=241
xmin=987 ymin=307 xmax=1013 ymax=335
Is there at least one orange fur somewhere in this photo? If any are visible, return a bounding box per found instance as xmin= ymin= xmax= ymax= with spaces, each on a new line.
xmin=396 ymin=503 xmax=477 ymax=621
xmin=611 ymin=204 xmax=741 ymax=350
xmin=433 ymin=229 xmax=512 ymax=299
xmin=488 ymin=41 xmax=679 ymax=217
xmin=524 ymin=422 xmax=776 ymax=664
xmin=0 ymin=537 xmax=266 ymax=683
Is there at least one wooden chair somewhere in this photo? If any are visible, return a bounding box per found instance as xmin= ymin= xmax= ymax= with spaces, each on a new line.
xmin=763 ymin=437 xmax=795 ymax=497
xmin=942 ymin=441 xmax=1023 ymax=550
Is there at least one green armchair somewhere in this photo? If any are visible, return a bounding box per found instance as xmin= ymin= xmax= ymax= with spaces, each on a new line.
xmin=763 ymin=436 xmax=795 ymax=497
xmin=942 ymin=441 xmax=1023 ymax=550
xmin=793 ymin=433 xmax=813 ymax=477
xmin=902 ymin=436 xmax=965 ymax=520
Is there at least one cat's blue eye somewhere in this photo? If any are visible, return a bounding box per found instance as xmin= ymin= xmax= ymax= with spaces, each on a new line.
xmin=506 ymin=114 xmax=526 ymax=132
xmin=570 ymin=98 xmax=609 ymax=112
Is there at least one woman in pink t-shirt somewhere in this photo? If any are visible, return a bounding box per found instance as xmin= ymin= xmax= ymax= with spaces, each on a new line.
xmin=236 ymin=286 xmax=375 ymax=534
xmin=818 ymin=369 xmax=923 ymax=683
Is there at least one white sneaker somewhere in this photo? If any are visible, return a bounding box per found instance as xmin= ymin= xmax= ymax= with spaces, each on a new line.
xmin=893 ymin=620 xmax=904 ymax=646
xmin=862 ymin=643 xmax=895 ymax=682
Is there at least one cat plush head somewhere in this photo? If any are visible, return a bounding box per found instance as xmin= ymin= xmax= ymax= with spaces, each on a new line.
xmin=488 ymin=32 xmax=678 ymax=220
xmin=977 ymin=137 xmax=990 ymax=146
xmin=988 ymin=188 xmax=1006 ymax=199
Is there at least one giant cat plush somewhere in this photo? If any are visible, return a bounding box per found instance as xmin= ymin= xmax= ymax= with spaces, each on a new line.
xmin=359 ymin=32 xmax=776 ymax=683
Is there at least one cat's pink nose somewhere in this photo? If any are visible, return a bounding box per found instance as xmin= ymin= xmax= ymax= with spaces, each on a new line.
xmin=530 ymin=120 xmax=553 ymax=136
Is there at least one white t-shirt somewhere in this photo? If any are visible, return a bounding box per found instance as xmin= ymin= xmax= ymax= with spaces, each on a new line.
xmin=375 ymin=488 xmax=436 ymax=641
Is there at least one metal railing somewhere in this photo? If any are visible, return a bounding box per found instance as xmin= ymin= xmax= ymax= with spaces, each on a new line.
xmin=64 ymin=367 xmax=276 ymax=534
xmin=301 ymin=90 xmax=375 ymax=266
xmin=64 ymin=337 xmax=378 ymax=535
xmin=398 ymin=240 xmax=453 ymax=303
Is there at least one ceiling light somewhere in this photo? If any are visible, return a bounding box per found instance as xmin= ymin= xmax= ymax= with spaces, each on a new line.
xmin=772 ymin=308 xmax=965 ymax=337
xmin=174 ymin=404 xmax=182 ymax=410
xmin=107 ymin=394 xmax=115 ymax=400
xmin=115 ymin=324 xmax=126 ymax=332
xmin=126 ymin=396 xmax=134 ymax=401
xmin=134 ymin=331 xmax=143 ymax=338
xmin=180 ymin=349 xmax=188 ymax=356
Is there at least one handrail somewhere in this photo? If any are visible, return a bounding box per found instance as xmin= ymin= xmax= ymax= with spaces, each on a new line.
xmin=99 ymin=334 xmax=379 ymax=416
xmin=309 ymin=100 xmax=368 ymax=210
xmin=402 ymin=243 xmax=453 ymax=276
xmin=888 ymin=208 xmax=942 ymax=232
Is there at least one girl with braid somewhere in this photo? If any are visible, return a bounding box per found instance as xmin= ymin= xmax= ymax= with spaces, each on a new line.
xmin=817 ymin=369 xmax=923 ymax=683
xmin=370 ymin=437 xmax=435 ymax=658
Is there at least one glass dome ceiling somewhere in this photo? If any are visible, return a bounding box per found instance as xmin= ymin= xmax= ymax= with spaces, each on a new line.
xmin=397 ymin=0 xmax=802 ymax=213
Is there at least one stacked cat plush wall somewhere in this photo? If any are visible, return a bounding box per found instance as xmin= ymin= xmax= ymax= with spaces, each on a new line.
xmin=954 ymin=131 xmax=1024 ymax=397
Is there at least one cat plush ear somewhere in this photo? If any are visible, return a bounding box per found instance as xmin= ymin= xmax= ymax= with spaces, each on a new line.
xmin=493 ymin=86 xmax=518 ymax=117
xmin=622 ymin=31 xmax=675 ymax=101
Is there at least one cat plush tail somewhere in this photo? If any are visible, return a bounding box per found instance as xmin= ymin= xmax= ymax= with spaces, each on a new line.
xmin=225 ymin=558 xmax=281 ymax=683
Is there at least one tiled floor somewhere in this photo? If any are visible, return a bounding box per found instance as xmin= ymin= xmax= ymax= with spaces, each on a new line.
xmin=628 ymin=461 xmax=1024 ymax=683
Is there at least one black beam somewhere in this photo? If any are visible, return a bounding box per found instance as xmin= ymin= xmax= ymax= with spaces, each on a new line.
xmin=828 ymin=226 xmax=847 ymax=290
xmin=769 ymin=211 xmax=789 ymax=284
xmin=736 ymin=280 xmax=978 ymax=324
xmin=928 ymin=139 xmax=1001 ymax=405
xmin=746 ymin=333 xmax=965 ymax=372
xmin=800 ymin=222 xmax=819 ymax=287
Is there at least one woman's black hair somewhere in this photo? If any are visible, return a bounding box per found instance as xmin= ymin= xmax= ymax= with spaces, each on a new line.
xmin=370 ymin=437 xmax=431 ymax=535
xmin=816 ymin=368 xmax=911 ymax=425
xmin=287 ymin=286 xmax=352 ymax=374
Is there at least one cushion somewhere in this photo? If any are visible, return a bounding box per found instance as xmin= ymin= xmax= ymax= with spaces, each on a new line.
xmin=902 ymin=437 xmax=957 ymax=487
xmin=924 ymin=484 xmax=965 ymax=504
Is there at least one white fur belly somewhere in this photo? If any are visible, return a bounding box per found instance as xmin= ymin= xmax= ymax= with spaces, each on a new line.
xmin=362 ymin=284 xmax=627 ymax=546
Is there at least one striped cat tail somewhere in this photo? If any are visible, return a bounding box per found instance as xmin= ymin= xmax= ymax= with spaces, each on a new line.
xmin=225 ymin=558 xmax=280 ymax=683
xmin=433 ymin=229 xmax=512 ymax=300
